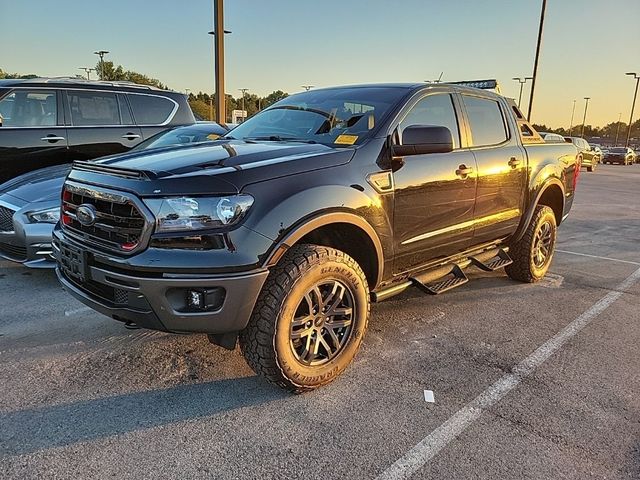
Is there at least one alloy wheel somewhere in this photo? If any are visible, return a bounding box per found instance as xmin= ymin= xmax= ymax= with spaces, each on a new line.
xmin=289 ymin=279 xmax=354 ymax=366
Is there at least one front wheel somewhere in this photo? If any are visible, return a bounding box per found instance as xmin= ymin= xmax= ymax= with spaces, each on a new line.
xmin=506 ymin=205 xmax=557 ymax=283
xmin=239 ymin=244 xmax=370 ymax=392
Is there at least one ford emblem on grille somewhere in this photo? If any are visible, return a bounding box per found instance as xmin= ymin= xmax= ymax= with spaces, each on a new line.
xmin=76 ymin=204 xmax=97 ymax=227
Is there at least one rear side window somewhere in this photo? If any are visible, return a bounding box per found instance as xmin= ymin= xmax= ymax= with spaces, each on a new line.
xmin=68 ymin=90 xmax=120 ymax=126
xmin=399 ymin=94 xmax=460 ymax=149
xmin=127 ymin=94 xmax=175 ymax=125
xmin=462 ymin=96 xmax=509 ymax=147
xmin=0 ymin=90 xmax=57 ymax=127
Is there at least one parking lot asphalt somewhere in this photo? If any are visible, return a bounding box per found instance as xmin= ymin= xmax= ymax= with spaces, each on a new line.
xmin=1 ymin=164 xmax=639 ymax=480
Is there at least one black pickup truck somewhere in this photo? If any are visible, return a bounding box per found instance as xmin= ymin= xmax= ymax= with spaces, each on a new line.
xmin=53 ymin=83 xmax=580 ymax=392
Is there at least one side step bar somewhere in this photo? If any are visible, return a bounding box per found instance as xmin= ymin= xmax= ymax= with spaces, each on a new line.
xmin=371 ymin=246 xmax=512 ymax=303
xmin=469 ymin=249 xmax=512 ymax=272
xmin=410 ymin=264 xmax=468 ymax=295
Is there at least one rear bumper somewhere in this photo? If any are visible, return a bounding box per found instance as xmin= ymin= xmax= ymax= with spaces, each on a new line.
xmin=53 ymin=233 xmax=269 ymax=334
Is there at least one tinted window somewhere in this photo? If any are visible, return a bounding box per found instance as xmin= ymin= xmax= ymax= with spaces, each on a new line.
xmin=118 ymin=94 xmax=134 ymax=125
xmin=68 ymin=90 xmax=120 ymax=126
xmin=462 ymin=96 xmax=508 ymax=147
xmin=399 ymin=94 xmax=460 ymax=148
xmin=128 ymin=94 xmax=175 ymax=125
xmin=0 ymin=90 xmax=57 ymax=127
xmin=227 ymin=87 xmax=406 ymax=147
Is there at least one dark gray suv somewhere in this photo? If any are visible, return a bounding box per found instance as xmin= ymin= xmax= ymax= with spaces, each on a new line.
xmin=0 ymin=78 xmax=195 ymax=183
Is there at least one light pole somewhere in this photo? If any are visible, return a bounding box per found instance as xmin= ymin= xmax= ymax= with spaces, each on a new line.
xmin=625 ymin=72 xmax=639 ymax=148
xmin=615 ymin=112 xmax=622 ymax=146
xmin=527 ymin=0 xmax=547 ymax=121
xmin=78 ymin=67 xmax=95 ymax=80
xmin=301 ymin=85 xmax=314 ymax=91
xmin=512 ymin=77 xmax=533 ymax=109
xmin=568 ymin=99 xmax=577 ymax=136
xmin=93 ymin=50 xmax=109 ymax=80
xmin=208 ymin=0 xmax=231 ymax=124
xmin=580 ymin=97 xmax=590 ymax=138
xmin=238 ymin=88 xmax=248 ymax=122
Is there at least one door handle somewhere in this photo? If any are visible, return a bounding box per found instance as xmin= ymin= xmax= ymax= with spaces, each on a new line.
xmin=508 ymin=157 xmax=522 ymax=168
xmin=40 ymin=135 xmax=66 ymax=142
xmin=122 ymin=133 xmax=141 ymax=140
xmin=456 ymin=165 xmax=473 ymax=177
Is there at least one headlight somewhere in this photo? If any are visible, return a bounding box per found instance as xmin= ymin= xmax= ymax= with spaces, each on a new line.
xmin=28 ymin=207 xmax=60 ymax=224
xmin=144 ymin=195 xmax=254 ymax=233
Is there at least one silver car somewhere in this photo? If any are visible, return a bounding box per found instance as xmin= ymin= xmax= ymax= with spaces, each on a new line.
xmin=0 ymin=122 xmax=228 ymax=268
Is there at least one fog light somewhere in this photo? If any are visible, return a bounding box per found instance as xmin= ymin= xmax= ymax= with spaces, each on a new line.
xmin=182 ymin=288 xmax=225 ymax=312
xmin=187 ymin=290 xmax=205 ymax=309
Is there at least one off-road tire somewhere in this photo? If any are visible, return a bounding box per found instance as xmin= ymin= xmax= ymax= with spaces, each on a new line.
xmin=506 ymin=205 xmax=557 ymax=283
xmin=239 ymin=244 xmax=370 ymax=393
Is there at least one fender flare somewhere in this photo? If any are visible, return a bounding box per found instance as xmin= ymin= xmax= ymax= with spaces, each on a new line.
xmin=263 ymin=211 xmax=385 ymax=288
xmin=512 ymin=177 xmax=565 ymax=243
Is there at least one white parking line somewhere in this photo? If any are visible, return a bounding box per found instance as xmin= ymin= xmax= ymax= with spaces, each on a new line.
xmin=556 ymin=249 xmax=640 ymax=266
xmin=376 ymin=266 xmax=640 ymax=480
xmin=64 ymin=306 xmax=93 ymax=317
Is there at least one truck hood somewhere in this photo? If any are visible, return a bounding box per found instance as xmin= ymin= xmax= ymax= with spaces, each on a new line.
xmin=0 ymin=163 xmax=70 ymax=203
xmin=67 ymin=140 xmax=356 ymax=196
xmin=96 ymin=140 xmax=348 ymax=176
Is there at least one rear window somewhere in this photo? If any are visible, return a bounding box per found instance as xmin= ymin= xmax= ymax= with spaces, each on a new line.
xmin=611 ymin=148 xmax=626 ymax=153
xmin=462 ymin=95 xmax=509 ymax=147
xmin=67 ymin=90 xmax=119 ymax=126
xmin=127 ymin=94 xmax=175 ymax=125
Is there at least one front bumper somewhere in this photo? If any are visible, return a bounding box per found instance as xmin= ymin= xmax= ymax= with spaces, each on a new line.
xmin=53 ymin=232 xmax=269 ymax=334
xmin=0 ymin=198 xmax=56 ymax=268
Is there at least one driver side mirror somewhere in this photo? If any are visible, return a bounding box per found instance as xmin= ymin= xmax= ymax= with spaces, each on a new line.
xmin=391 ymin=125 xmax=453 ymax=157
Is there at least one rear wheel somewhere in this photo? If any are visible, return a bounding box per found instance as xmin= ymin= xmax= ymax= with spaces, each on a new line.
xmin=506 ymin=205 xmax=557 ymax=283
xmin=239 ymin=244 xmax=370 ymax=392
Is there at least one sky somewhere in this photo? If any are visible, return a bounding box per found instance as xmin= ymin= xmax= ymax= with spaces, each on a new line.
xmin=1 ymin=0 xmax=639 ymax=128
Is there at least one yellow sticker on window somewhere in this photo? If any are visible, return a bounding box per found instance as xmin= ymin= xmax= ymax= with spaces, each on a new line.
xmin=335 ymin=134 xmax=358 ymax=145
xmin=207 ymin=133 xmax=221 ymax=140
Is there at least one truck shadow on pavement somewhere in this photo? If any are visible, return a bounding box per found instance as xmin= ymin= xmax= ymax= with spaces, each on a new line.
xmin=0 ymin=375 xmax=286 ymax=457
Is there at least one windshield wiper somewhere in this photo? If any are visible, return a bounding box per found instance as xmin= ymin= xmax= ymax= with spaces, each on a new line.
xmin=244 ymin=136 xmax=316 ymax=144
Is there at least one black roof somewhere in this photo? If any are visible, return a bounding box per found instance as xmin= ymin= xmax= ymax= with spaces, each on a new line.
xmin=0 ymin=77 xmax=176 ymax=94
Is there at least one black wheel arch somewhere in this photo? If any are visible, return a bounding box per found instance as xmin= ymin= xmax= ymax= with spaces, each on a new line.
xmin=512 ymin=178 xmax=565 ymax=243
xmin=262 ymin=211 xmax=385 ymax=290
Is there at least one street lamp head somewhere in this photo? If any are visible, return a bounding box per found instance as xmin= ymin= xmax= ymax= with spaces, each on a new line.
xmin=93 ymin=50 xmax=109 ymax=55
xmin=584 ymin=97 xmax=590 ymax=100
xmin=512 ymin=77 xmax=521 ymax=81
xmin=208 ymin=30 xmax=231 ymax=35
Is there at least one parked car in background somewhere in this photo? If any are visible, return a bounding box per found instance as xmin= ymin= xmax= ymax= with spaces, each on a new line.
xmin=565 ymin=136 xmax=599 ymax=172
xmin=603 ymin=147 xmax=634 ymax=165
xmin=0 ymin=78 xmax=196 ymax=183
xmin=591 ymin=145 xmax=604 ymax=162
xmin=0 ymin=123 xmax=227 ymax=267
xmin=538 ymin=131 xmax=566 ymax=143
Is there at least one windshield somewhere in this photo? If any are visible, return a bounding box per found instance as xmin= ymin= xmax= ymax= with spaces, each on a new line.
xmin=611 ymin=147 xmax=626 ymax=153
xmin=225 ymin=87 xmax=407 ymax=147
xmin=132 ymin=125 xmax=225 ymax=151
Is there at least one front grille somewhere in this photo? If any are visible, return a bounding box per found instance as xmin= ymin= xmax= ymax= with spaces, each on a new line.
xmin=0 ymin=206 xmax=14 ymax=232
xmin=0 ymin=241 xmax=27 ymax=260
xmin=61 ymin=182 xmax=149 ymax=254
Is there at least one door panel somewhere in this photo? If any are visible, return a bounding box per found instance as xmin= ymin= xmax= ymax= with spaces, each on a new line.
xmin=470 ymin=145 xmax=526 ymax=244
xmin=64 ymin=90 xmax=143 ymax=161
xmin=459 ymin=94 xmax=527 ymax=245
xmin=0 ymin=128 xmax=70 ymax=183
xmin=392 ymin=150 xmax=477 ymax=273
xmin=0 ymin=88 xmax=70 ymax=182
